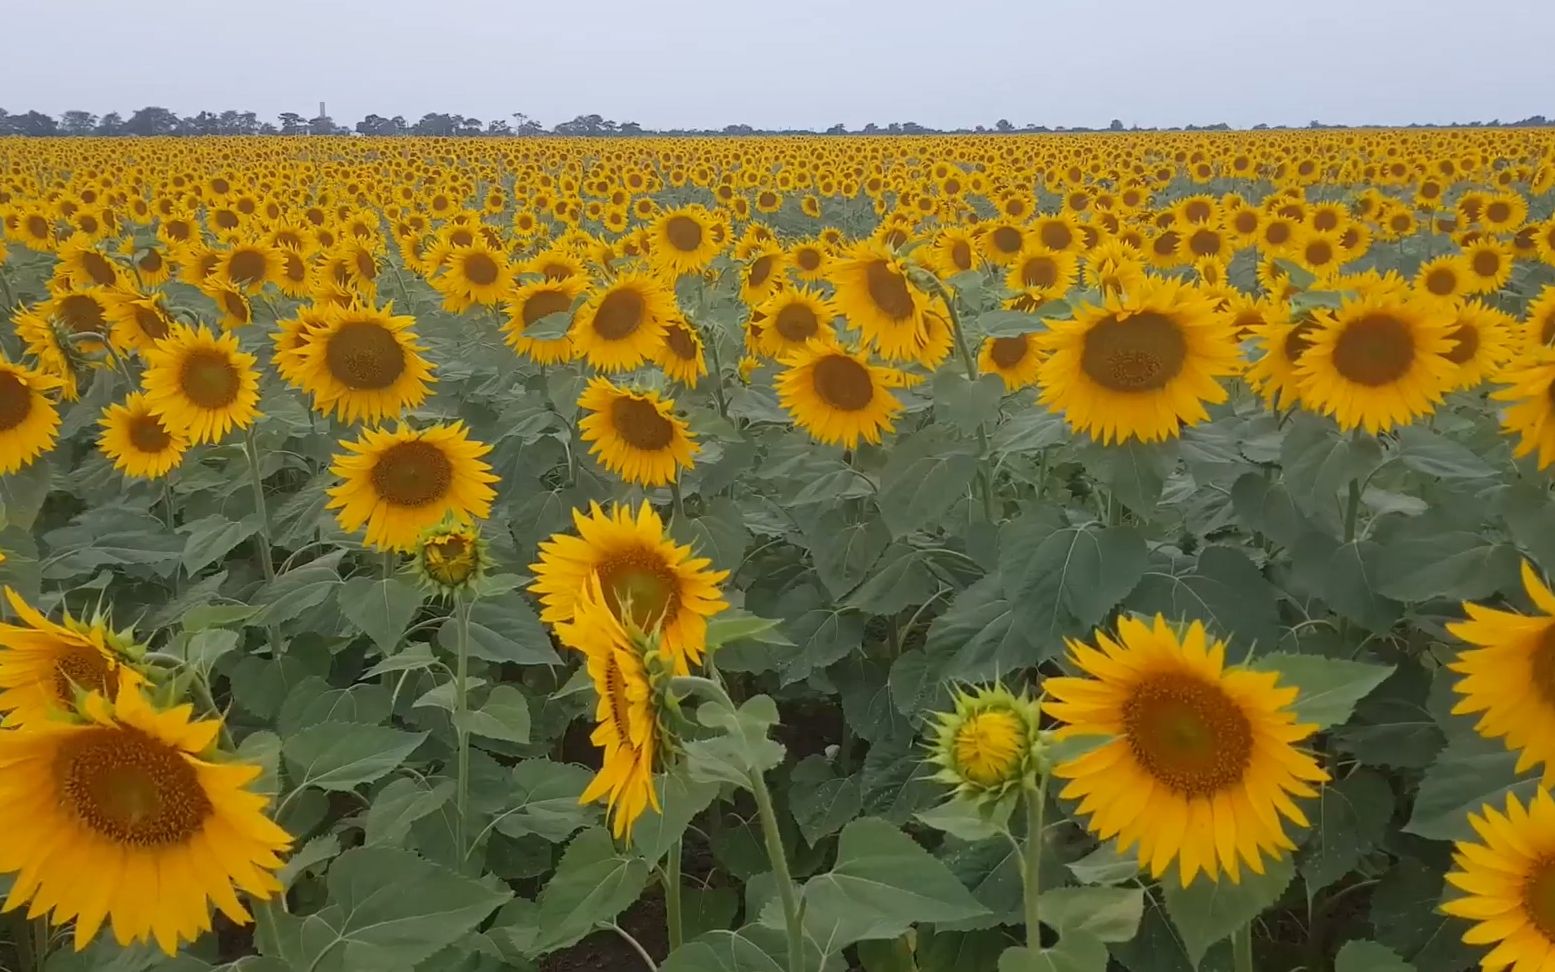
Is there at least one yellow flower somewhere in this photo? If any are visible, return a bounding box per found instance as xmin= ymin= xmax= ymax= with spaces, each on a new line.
xmin=326 ymin=423 xmax=498 ymax=552
xmin=0 ymin=587 xmax=143 ymax=728
xmin=577 ymin=377 xmax=697 ymax=487
xmin=530 ymin=501 xmax=728 ymax=674
xmin=414 ymin=519 xmax=490 ymax=593
xmin=979 ymin=332 xmax=1044 ymax=391
xmin=1442 ymin=789 xmax=1555 ymax=971
xmin=774 ymin=342 xmax=903 ymax=448
xmin=432 ymin=240 xmax=512 ymax=311
xmin=98 ymin=392 xmax=187 ymax=480
xmin=649 ymin=206 xmax=722 ymax=277
xmin=1492 ymin=349 xmax=1555 ymax=470
xmin=1043 ymin=615 xmax=1328 ymax=885
xmin=928 ymin=684 xmax=1042 ymax=803
xmin=654 ymin=318 xmax=708 ymax=385
xmin=572 ymin=273 xmax=675 ymax=373
xmin=756 ymin=288 xmax=836 ymax=359
xmin=294 ymin=302 xmax=435 ymax=424
xmin=0 ymin=684 xmax=291 ymax=953
xmin=0 ymin=357 xmax=62 ymax=475
xmin=140 ymin=324 xmax=260 ymax=445
xmin=503 ymin=276 xmax=586 ymax=365
xmin=828 ymin=240 xmax=931 ymax=362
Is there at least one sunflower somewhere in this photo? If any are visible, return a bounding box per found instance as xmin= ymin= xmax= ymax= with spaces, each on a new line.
xmin=412 ymin=518 xmax=490 ymax=594
xmin=216 ymin=241 xmax=283 ymax=293
xmin=1042 ymin=614 xmax=1327 ymax=885
xmin=1441 ymin=789 xmax=1555 ymax=971
xmin=649 ymin=206 xmax=721 ymax=277
xmin=1464 ymin=238 xmax=1514 ymax=294
xmin=552 ymin=575 xmax=661 ymax=838
xmin=433 ymin=240 xmax=512 ymax=311
xmin=788 ymin=238 xmax=830 ymax=281
xmin=322 ymin=419 xmax=495 ymax=548
xmin=0 ymin=684 xmax=290 ymax=953
xmin=756 ymin=288 xmax=836 ymax=359
xmin=979 ymin=332 xmax=1044 ymax=391
xmin=920 ymin=227 xmax=979 ymax=279
xmin=1492 ymin=349 xmax=1555 ymax=470
xmin=205 ymin=283 xmax=253 ymax=330
xmin=1443 ymin=300 xmax=1515 ymax=390
xmin=654 ymin=318 xmax=708 ymax=385
xmin=98 ymin=393 xmax=187 ymax=480
xmin=775 ymin=341 xmax=903 ymax=447
xmin=1448 ymin=560 xmax=1555 ymax=782
xmin=1295 ymin=291 xmax=1456 ymax=434
xmin=140 ymin=325 xmax=259 ymax=445
xmin=1415 ymin=254 xmax=1473 ymax=305
xmin=828 ymin=240 xmax=930 ymax=361
xmin=1004 ymin=244 xmax=1078 ymax=302
xmin=502 ymin=276 xmax=586 ymax=365
xmin=980 ymin=221 xmax=1028 ymax=266
xmin=55 ymin=239 xmax=123 ymax=289
xmin=104 ymin=287 xmax=177 ymax=353
xmin=1037 ymin=278 xmax=1241 ymax=445
xmin=928 ymin=683 xmax=1042 ymax=805
xmin=740 ymin=243 xmax=786 ymax=305
xmin=572 ymin=273 xmax=674 ymax=373
xmin=294 ymin=302 xmax=434 ymax=424
xmin=45 ymin=287 xmax=115 ymax=346
xmin=0 ymin=587 xmax=143 ymax=729
xmin=530 ymin=501 xmax=728 ymax=674
xmin=0 ymin=357 xmax=62 ymax=475
xmin=1523 ymin=285 xmax=1555 ymax=351
xmin=577 ymin=377 xmax=697 ymax=487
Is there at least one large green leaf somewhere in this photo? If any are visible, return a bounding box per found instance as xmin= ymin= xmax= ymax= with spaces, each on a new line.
xmin=1163 ymin=855 xmax=1294 ymax=966
xmin=683 ymin=694 xmax=786 ymax=787
xmin=339 ymin=576 xmax=425 ymax=655
xmin=1127 ymin=546 xmax=1282 ymax=650
xmin=178 ymin=513 xmax=261 ymax=574
xmin=1405 ymin=733 xmax=1539 ymax=841
xmin=437 ymin=587 xmax=559 ymax=666
xmin=282 ymin=722 xmax=429 ymax=793
xmin=534 ymin=827 xmax=652 ymax=953
xmin=631 ymin=769 xmax=719 ymax=864
xmin=491 ymin=759 xmax=597 ymax=842
xmin=1001 ymin=518 xmax=1147 ymax=642
xmin=1335 ymin=940 xmax=1415 ymax=972
xmin=797 ymin=816 xmax=989 ymax=954
xmin=1253 ymin=652 xmax=1395 ymax=730
xmin=1300 ymin=769 xmax=1395 ymax=894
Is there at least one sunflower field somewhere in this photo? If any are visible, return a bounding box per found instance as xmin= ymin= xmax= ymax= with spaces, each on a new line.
xmin=2 ymin=128 xmax=1555 ymax=972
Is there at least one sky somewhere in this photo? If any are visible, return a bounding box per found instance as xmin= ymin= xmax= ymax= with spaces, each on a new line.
xmin=6 ymin=0 xmax=1555 ymax=132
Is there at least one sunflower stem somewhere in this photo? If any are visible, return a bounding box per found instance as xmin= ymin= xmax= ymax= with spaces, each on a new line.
xmin=1021 ymin=776 xmax=1048 ymax=954
xmin=664 ymin=838 xmax=684 ymax=953
xmin=242 ymin=426 xmax=275 ymax=582
xmin=1232 ymin=923 xmax=1255 ymax=972
xmin=0 ymin=267 xmax=16 ymax=312
xmin=453 ymin=592 xmax=474 ymax=872
xmin=669 ymin=477 xmax=686 ymax=525
xmin=750 ymin=765 xmax=804 ymax=972
xmin=917 ymin=270 xmax=997 ymax=520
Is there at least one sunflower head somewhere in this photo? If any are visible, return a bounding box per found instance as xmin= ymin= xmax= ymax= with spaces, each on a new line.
xmin=928 ymin=683 xmax=1044 ymax=805
xmin=412 ymin=517 xmax=490 ymax=594
xmin=0 ymin=587 xmax=146 ymax=730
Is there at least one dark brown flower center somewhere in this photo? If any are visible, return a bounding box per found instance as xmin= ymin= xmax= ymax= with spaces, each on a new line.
xmin=461 ymin=252 xmax=500 ymax=287
xmin=1080 ymin=312 xmax=1187 ymax=392
xmin=0 ymin=372 xmax=33 ymax=432
xmin=812 ymin=354 xmax=875 ymax=411
xmin=990 ymin=336 xmax=1029 ymax=369
xmin=325 ymin=321 xmax=407 ymax=390
xmin=521 ymin=289 xmax=572 ymax=330
xmin=52 ymin=644 xmax=119 ymax=702
xmin=1472 ymin=250 xmax=1501 ymax=277
xmin=665 ymin=215 xmax=703 ymax=252
xmin=1332 ymin=313 xmax=1414 ymax=386
xmin=1124 ymin=672 xmax=1253 ymax=797
xmin=599 ymin=549 xmax=679 ymax=629
xmin=370 ymin=440 xmax=453 ymax=507
xmin=610 ymin=395 xmax=676 ymax=451
xmin=227 ymin=249 xmax=269 ymax=286
xmin=56 ymin=726 xmax=212 ymax=846
xmin=1445 ymin=322 xmax=1480 ymax=365
xmin=775 ymin=303 xmax=820 ymax=343
xmin=178 ymin=349 xmax=241 ymax=409
xmin=864 ymin=259 xmax=914 ymax=320
xmin=663 ymin=323 xmax=698 ymax=361
xmin=991 ymin=226 xmax=1023 ymax=254
xmin=593 ymin=288 xmax=646 ymax=340
xmin=127 ymin=413 xmax=173 ymax=453
xmin=748 ymin=255 xmax=774 ymax=289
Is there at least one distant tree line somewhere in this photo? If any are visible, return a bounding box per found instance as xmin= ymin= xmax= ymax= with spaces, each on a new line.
xmin=2 ymin=106 xmax=1552 ymax=138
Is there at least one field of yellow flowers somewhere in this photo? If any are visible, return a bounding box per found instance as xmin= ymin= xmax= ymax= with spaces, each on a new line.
xmin=2 ymin=128 xmax=1555 ymax=972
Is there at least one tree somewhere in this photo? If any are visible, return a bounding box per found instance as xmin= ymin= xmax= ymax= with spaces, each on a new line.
xmin=412 ymin=113 xmax=458 ymax=135
xmin=995 ymin=118 xmax=1014 ymax=132
xmin=826 ymin=123 xmax=847 ymax=134
xmin=862 ymin=122 xmax=879 ymax=133
xmin=122 ymin=106 xmax=179 ymax=136
xmin=277 ymin=112 xmax=307 ymax=135
xmin=357 ymin=114 xmax=408 ymax=135
xmin=60 ymin=111 xmax=98 ymax=136
xmin=308 ymin=114 xmax=340 ymax=135
xmin=619 ymin=121 xmax=643 ymax=135
xmin=96 ymin=112 xmax=123 ymax=135
xmin=1109 ymin=118 xmax=1124 ymax=131
xmin=554 ymin=114 xmax=615 ymax=135
xmin=455 ymin=116 xmax=484 ymax=136
xmin=10 ymin=111 xmax=57 ymax=136
xmin=485 ymin=119 xmax=511 ymax=135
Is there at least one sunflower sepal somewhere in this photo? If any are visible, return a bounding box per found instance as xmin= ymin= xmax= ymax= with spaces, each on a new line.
xmin=926 ymin=683 xmax=1045 ymax=808
xmin=410 ymin=517 xmax=490 ymax=596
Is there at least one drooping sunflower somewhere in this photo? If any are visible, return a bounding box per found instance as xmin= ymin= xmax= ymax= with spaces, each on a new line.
xmin=577 ymin=377 xmax=697 ymax=486
xmin=433 ymin=240 xmax=513 ymax=311
xmin=502 ymin=276 xmax=587 ymax=365
xmin=1442 ymin=299 xmax=1515 ymax=390
xmin=552 ymin=575 xmax=662 ymax=838
xmin=572 ymin=273 xmax=675 ymax=373
xmin=205 ymin=283 xmax=254 ymax=330
xmin=1448 ymin=561 xmax=1555 ymax=781
xmin=530 ymin=501 xmax=729 ymax=674
xmin=1294 ymin=291 xmax=1457 ymax=434
xmin=326 ymin=422 xmax=498 ymax=552
xmin=654 ymin=318 xmax=708 ymax=385
xmin=13 ymin=305 xmax=82 ymax=401
xmin=1037 ymin=277 xmax=1241 ymax=445
xmin=1523 ymin=285 xmax=1555 ymax=351
xmin=0 ymin=587 xmax=142 ymax=729
xmin=979 ymin=332 xmax=1044 ymax=391
xmin=649 ymin=206 xmax=721 ymax=277
xmin=294 ymin=302 xmax=434 ymax=424
xmin=104 ymin=290 xmax=176 ymax=353
xmin=98 ymin=393 xmax=187 ymax=480
xmin=0 ymin=684 xmax=291 ymax=953
xmin=1442 ymin=789 xmax=1555 ymax=970
xmin=55 ymin=238 xmax=122 ymax=289
xmin=756 ymin=288 xmax=836 ymax=359
xmin=1043 ymin=614 xmax=1328 ymax=885
xmin=1492 ymin=349 xmax=1555 ymax=471
xmin=828 ymin=240 xmax=930 ymax=362
xmin=0 ymin=357 xmax=62 ymax=475
xmin=140 ymin=324 xmax=260 ymax=445
xmin=775 ymin=341 xmax=903 ymax=448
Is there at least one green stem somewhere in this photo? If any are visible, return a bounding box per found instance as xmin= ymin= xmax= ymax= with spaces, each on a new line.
xmin=1232 ymin=923 xmax=1255 ymax=972
xmin=917 ymin=270 xmax=996 ymax=520
xmin=1022 ymin=777 xmax=1048 ymax=954
xmin=454 ymin=594 xmax=473 ymax=870
xmin=670 ymin=477 xmax=686 ymax=525
xmin=703 ymin=324 xmax=729 ymax=419
xmin=750 ymin=766 xmax=804 ymax=972
xmin=242 ymin=426 xmax=275 ymax=582
xmin=665 ymin=838 xmax=684 ymax=953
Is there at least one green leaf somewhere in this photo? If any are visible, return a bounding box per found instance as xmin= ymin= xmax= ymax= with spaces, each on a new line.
xmin=339 ymin=576 xmax=425 ymax=655
xmin=1335 ymin=941 xmax=1414 ymax=972
xmin=808 ymin=512 xmax=891 ymax=600
xmin=454 ymin=684 xmax=532 ymax=743
xmin=780 ymin=608 xmax=865 ymax=685
xmin=1127 ymin=546 xmax=1282 ymax=650
xmin=178 ymin=514 xmax=260 ymax=574
xmin=631 ymin=769 xmax=719 ymax=864
xmin=917 ymin=929 xmax=1009 ymax=972
xmin=925 ymin=576 xmax=1038 ymax=678
xmin=798 ymin=816 xmax=989 ymax=954
xmin=1371 ymin=857 xmax=1479 ymax=972
xmin=364 ymin=777 xmax=454 ymax=847
xmin=1066 ymin=841 xmax=1141 ymax=886
xmin=253 ymin=553 xmax=345 ymax=627
xmin=992 ymin=409 xmax=1067 ymax=455
xmin=707 ymin=608 xmax=791 ymax=652
xmin=1405 ymin=733 xmax=1539 ymax=841
xmin=1163 ymin=855 xmax=1294 ymax=966
xmin=1300 ymin=769 xmax=1395 ymax=894
xmin=877 ymin=429 xmax=979 ymax=537
xmin=683 ymin=695 xmax=786 ymax=787
xmin=1281 ymin=414 xmax=1384 ymax=521
xmin=1253 ymin=653 xmax=1395 ymax=730
xmin=1273 ymin=258 xmax=1318 ymax=289
xmin=1372 ymin=531 xmax=1521 ymax=602
xmin=534 ymin=827 xmax=652 ymax=953
xmin=997 ymin=938 xmax=1110 ymax=972
xmin=524 ymin=308 xmax=572 ymax=341
xmin=1080 ymin=439 xmax=1178 ymax=514
xmin=492 ymin=759 xmax=596 ymax=842
xmin=437 ymin=587 xmax=559 ymax=666
xmin=916 ymin=798 xmax=1011 ymax=843
xmin=847 ymin=543 xmax=941 ymax=615
xmin=305 ymin=845 xmax=510 ymax=970
xmin=282 ymin=722 xmax=428 ymax=793
xmin=661 ymin=925 xmax=814 ymax=972
xmin=1230 ymin=473 xmax=1315 ymax=549
xmin=789 ymin=755 xmax=864 ymax=845
xmin=0 ymin=457 xmax=52 ymax=530
xmin=1039 ymin=886 xmax=1145 ymax=942
xmin=858 ymin=937 xmax=917 ymax=972
xmin=933 ymin=371 xmax=1005 ymax=436
xmin=361 ymin=643 xmax=437 ymax=678
xmin=278 ymin=833 xmax=342 ymax=889
xmin=1001 ymin=519 xmax=1147 ymax=642
xmin=1395 ymin=426 xmax=1496 ymax=480
xmin=1299 ymin=535 xmax=1400 ymax=632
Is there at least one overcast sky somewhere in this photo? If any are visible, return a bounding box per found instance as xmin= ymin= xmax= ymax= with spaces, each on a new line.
xmin=7 ymin=0 xmax=1554 ymax=131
